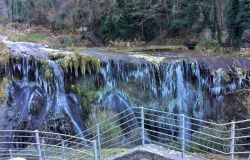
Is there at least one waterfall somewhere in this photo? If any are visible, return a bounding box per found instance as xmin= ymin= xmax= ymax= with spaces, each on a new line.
xmin=98 ymin=59 xmax=209 ymax=142
xmin=2 ymin=36 xmax=249 ymax=148
xmin=48 ymin=60 xmax=85 ymax=138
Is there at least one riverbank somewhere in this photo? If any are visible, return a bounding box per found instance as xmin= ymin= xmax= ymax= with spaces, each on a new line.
xmin=1 ymin=23 xmax=248 ymax=57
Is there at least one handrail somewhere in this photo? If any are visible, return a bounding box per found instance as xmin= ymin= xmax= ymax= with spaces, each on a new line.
xmin=84 ymin=107 xmax=250 ymax=160
xmin=0 ymin=106 xmax=249 ymax=160
xmin=0 ymin=130 xmax=97 ymax=160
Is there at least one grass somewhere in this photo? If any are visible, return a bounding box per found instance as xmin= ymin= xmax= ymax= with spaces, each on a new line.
xmin=10 ymin=141 xmax=247 ymax=160
xmin=99 ymin=45 xmax=187 ymax=52
xmin=102 ymin=148 xmax=128 ymax=159
xmin=0 ymin=26 xmax=49 ymax=43
xmin=15 ymin=144 xmax=128 ymax=160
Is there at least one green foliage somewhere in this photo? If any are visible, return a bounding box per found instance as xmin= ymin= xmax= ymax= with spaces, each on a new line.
xmin=199 ymin=38 xmax=220 ymax=51
xmin=0 ymin=42 xmax=9 ymax=67
xmin=188 ymin=125 xmax=230 ymax=153
xmin=225 ymin=0 xmax=250 ymax=49
xmin=199 ymin=38 xmax=231 ymax=54
xmin=0 ymin=26 xmax=48 ymax=43
xmin=87 ymin=110 xmax=123 ymax=148
xmin=4 ymin=0 xmax=248 ymax=46
xmin=100 ymin=0 xmax=141 ymax=41
xmin=0 ymin=77 xmax=9 ymax=103
xmin=69 ymin=84 xmax=97 ymax=112
xmin=239 ymin=0 xmax=250 ymax=29
xmin=0 ymin=17 xmax=11 ymax=26
xmin=11 ymin=0 xmax=34 ymax=23
xmin=169 ymin=19 xmax=186 ymax=33
xmin=57 ymin=36 xmax=77 ymax=48
xmin=15 ymin=33 xmax=48 ymax=43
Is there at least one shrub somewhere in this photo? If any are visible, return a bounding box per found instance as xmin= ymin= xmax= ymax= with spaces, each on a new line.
xmin=49 ymin=35 xmax=78 ymax=48
xmin=0 ymin=17 xmax=11 ymax=26
xmin=199 ymin=38 xmax=221 ymax=52
xmin=86 ymin=110 xmax=123 ymax=148
xmin=69 ymin=84 xmax=97 ymax=113
xmin=187 ymin=125 xmax=230 ymax=154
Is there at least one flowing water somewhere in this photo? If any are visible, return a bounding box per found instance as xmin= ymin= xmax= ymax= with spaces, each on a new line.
xmin=1 ymin=37 xmax=250 ymax=145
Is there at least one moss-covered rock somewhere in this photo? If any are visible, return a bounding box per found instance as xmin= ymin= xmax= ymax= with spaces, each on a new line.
xmin=69 ymin=84 xmax=98 ymax=112
xmin=0 ymin=42 xmax=9 ymax=68
xmin=58 ymin=52 xmax=100 ymax=78
xmin=0 ymin=77 xmax=9 ymax=103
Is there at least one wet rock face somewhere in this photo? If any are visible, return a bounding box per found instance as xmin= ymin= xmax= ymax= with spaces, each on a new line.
xmin=8 ymin=83 xmax=46 ymax=129
xmin=221 ymin=92 xmax=250 ymax=121
xmin=0 ymin=35 xmax=250 ymax=139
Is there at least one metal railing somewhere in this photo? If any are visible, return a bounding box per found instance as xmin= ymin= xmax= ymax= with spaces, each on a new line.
xmin=0 ymin=130 xmax=97 ymax=160
xmin=82 ymin=107 xmax=250 ymax=160
xmin=0 ymin=107 xmax=249 ymax=160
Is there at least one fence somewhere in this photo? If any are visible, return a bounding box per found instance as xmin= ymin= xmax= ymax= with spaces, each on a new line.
xmin=0 ymin=107 xmax=249 ymax=160
xmin=0 ymin=130 xmax=97 ymax=160
xmin=83 ymin=107 xmax=250 ymax=160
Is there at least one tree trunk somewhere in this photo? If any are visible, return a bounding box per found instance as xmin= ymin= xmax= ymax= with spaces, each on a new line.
xmin=214 ymin=0 xmax=222 ymax=44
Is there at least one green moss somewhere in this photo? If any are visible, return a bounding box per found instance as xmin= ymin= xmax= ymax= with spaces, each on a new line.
xmin=46 ymin=49 xmax=67 ymax=60
xmin=0 ymin=42 xmax=9 ymax=67
xmin=31 ymin=56 xmax=54 ymax=81
xmin=0 ymin=77 xmax=9 ymax=103
xmin=58 ymin=53 xmax=100 ymax=77
xmin=69 ymin=84 xmax=98 ymax=112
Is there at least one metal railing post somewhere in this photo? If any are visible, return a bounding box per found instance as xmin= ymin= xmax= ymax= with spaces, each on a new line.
xmin=97 ymin=124 xmax=101 ymax=160
xmin=35 ymin=130 xmax=42 ymax=160
xmin=141 ymin=107 xmax=145 ymax=146
xmin=230 ymin=121 xmax=235 ymax=160
xmin=9 ymin=149 xmax=12 ymax=159
xmin=181 ymin=114 xmax=185 ymax=160
xmin=62 ymin=140 xmax=66 ymax=160
xmin=42 ymin=138 xmax=46 ymax=160
xmin=93 ymin=140 xmax=98 ymax=160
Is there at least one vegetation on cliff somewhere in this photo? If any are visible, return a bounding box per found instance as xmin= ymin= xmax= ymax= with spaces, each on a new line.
xmin=58 ymin=52 xmax=100 ymax=77
xmin=0 ymin=77 xmax=9 ymax=103
xmin=69 ymin=84 xmax=98 ymax=112
xmin=0 ymin=42 xmax=9 ymax=67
